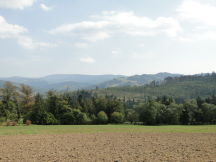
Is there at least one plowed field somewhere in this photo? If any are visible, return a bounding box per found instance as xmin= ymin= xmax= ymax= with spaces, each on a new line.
xmin=0 ymin=132 xmax=215 ymax=162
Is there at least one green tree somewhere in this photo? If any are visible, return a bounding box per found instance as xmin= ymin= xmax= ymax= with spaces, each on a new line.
xmin=139 ymin=101 xmax=160 ymax=125
xmin=47 ymin=91 xmax=72 ymax=120
xmin=202 ymin=103 xmax=216 ymax=124
xmin=94 ymin=97 xmax=107 ymax=114
xmin=27 ymin=94 xmax=58 ymax=125
xmin=180 ymin=100 xmax=198 ymax=125
xmin=19 ymin=84 xmax=34 ymax=115
xmin=126 ymin=110 xmax=139 ymax=124
xmin=106 ymin=98 xmax=124 ymax=121
xmin=60 ymin=109 xmax=87 ymax=125
xmin=96 ymin=111 xmax=108 ymax=124
xmin=0 ymin=82 xmax=20 ymax=120
xmin=163 ymin=103 xmax=183 ymax=124
xmin=110 ymin=112 xmax=124 ymax=124
xmin=0 ymin=101 xmax=3 ymax=117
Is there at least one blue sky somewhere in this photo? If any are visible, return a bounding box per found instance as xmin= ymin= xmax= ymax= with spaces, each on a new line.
xmin=0 ymin=0 xmax=216 ymax=77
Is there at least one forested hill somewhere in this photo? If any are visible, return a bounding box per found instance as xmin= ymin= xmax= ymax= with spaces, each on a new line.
xmin=97 ymin=72 xmax=181 ymax=88
xmin=95 ymin=73 xmax=216 ymax=101
xmin=1 ymin=73 xmax=215 ymax=99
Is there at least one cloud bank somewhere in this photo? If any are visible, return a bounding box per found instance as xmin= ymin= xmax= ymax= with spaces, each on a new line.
xmin=0 ymin=0 xmax=36 ymax=9
xmin=49 ymin=11 xmax=182 ymax=42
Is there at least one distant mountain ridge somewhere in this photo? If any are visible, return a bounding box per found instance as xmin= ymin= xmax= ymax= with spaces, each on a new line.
xmin=0 ymin=74 xmax=124 ymax=92
xmin=0 ymin=73 xmax=181 ymax=92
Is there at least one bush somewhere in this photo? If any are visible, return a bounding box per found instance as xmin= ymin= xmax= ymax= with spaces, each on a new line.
xmin=29 ymin=111 xmax=58 ymax=125
xmin=90 ymin=114 xmax=97 ymax=124
xmin=110 ymin=112 xmax=124 ymax=124
xmin=41 ymin=112 xmax=58 ymax=125
xmin=60 ymin=109 xmax=88 ymax=125
xmin=97 ymin=111 xmax=108 ymax=124
xmin=82 ymin=113 xmax=92 ymax=124
xmin=17 ymin=118 xmax=24 ymax=125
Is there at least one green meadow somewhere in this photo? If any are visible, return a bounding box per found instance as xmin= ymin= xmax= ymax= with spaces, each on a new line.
xmin=0 ymin=125 xmax=216 ymax=135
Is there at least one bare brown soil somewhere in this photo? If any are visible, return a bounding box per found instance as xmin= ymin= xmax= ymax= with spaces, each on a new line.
xmin=0 ymin=132 xmax=216 ymax=162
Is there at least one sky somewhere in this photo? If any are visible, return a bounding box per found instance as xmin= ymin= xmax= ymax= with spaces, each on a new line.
xmin=0 ymin=0 xmax=216 ymax=77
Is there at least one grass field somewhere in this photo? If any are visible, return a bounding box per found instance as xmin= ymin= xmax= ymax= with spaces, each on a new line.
xmin=0 ymin=124 xmax=216 ymax=135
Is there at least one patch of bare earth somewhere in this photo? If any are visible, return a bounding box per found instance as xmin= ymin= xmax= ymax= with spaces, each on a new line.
xmin=0 ymin=132 xmax=216 ymax=162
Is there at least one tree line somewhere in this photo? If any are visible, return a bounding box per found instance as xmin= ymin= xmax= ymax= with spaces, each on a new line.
xmin=0 ymin=82 xmax=216 ymax=125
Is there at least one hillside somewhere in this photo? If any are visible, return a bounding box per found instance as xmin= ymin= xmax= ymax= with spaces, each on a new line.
xmin=97 ymin=72 xmax=181 ymax=88
xmin=1 ymin=73 xmax=216 ymax=99
xmin=95 ymin=73 xmax=216 ymax=101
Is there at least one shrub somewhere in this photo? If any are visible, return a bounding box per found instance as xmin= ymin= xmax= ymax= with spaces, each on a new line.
xmin=29 ymin=111 xmax=58 ymax=125
xmin=82 ymin=113 xmax=92 ymax=124
xmin=110 ymin=112 xmax=124 ymax=124
xmin=90 ymin=114 xmax=97 ymax=124
xmin=17 ymin=118 xmax=24 ymax=125
xmin=97 ymin=111 xmax=108 ymax=124
xmin=60 ymin=109 xmax=87 ymax=125
xmin=41 ymin=112 xmax=58 ymax=125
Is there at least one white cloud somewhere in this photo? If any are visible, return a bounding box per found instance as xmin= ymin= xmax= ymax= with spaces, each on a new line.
xmin=17 ymin=36 xmax=57 ymax=49
xmin=0 ymin=16 xmax=27 ymax=38
xmin=0 ymin=0 xmax=36 ymax=10
xmin=101 ymin=11 xmax=181 ymax=37
xmin=49 ymin=11 xmax=182 ymax=41
xmin=40 ymin=3 xmax=52 ymax=11
xmin=177 ymin=0 xmax=216 ymax=26
xmin=82 ymin=31 xmax=110 ymax=42
xmin=0 ymin=15 xmax=56 ymax=49
xmin=49 ymin=21 xmax=110 ymax=34
xmin=176 ymin=0 xmax=216 ymax=41
xmin=80 ymin=57 xmax=95 ymax=63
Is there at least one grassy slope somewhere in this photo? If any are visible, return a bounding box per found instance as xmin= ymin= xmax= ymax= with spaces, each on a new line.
xmin=0 ymin=125 xmax=216 ymax=135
